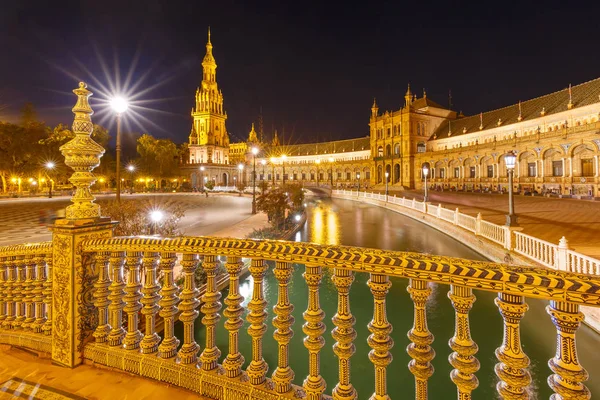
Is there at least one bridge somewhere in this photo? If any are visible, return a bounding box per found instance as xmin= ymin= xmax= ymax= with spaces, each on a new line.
xmin=0 ymin=82 xmax=598 ymax=399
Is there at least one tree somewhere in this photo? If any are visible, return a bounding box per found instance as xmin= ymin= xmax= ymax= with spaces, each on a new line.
xmin=136 ymin=134 xmax=180 ymax=187
xmin=284 ymin=184 xmax=305 ymax=211
xmin=256 ymin=188 xmax=291 ymax=228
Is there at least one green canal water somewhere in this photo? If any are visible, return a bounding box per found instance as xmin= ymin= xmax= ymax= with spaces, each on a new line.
xmin=175 ymin=198 xmax=600 ymax=398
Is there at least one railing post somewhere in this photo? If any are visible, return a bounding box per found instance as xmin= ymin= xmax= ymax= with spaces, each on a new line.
xmin=454 ymin=208 xmax=460 ymax=225
xmin=475 ymin=213 xmax=482 ymax=236
xmin=437 ymin=204 xmax=442 ymax=219
xmin=556 ymin=236 xmax=569 ymax=271
xmin=50 ymin=82 xmax=114 ymax=368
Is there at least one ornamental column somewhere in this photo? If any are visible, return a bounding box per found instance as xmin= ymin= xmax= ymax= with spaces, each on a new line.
xmin=51 ymin=82 xmax=115 ymax=367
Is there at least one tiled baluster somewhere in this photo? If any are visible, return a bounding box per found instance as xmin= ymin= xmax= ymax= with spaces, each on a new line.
xmin=22 ymin=255 xmax=36 ymax=330
xmin=303 ymin=264 xmax=326 ymax=399
xmin=547 ymin=301 xmax=591 ymax=399
xmin=200 ymin=255 xmax=221 ymax=370
xmin=93 ymin=252 xmax=111 ymax=343
xmin=407 ymin=279 xmax=435 ymax=399
xmin=140 ymin=252 xmax=161 ymax=354
xmin=13 ymin=256 xmax=26 ymax=328
xmin=124 ymin=251 xmax=143 ymax=350
xmin=367 ymin=273 xmax=393 ymax=400
xmin=158 ymin=252 xmax=180 ymax=359
xmin=178 ymin=253 xmax=200 ymax=364
xmin=494 ymin=293 xmax=531 ymax=399
xmin=223 ymin=256 xmax=245 ymax=378
xmin=3 ymin=257 xmax=17 ymax=328
xmin=108 ymin=251 xmax=126 ymax=346
xmin=41 ymin=254 xmax=53 ymax=335
xmin=331 ymin=268 xmax=357 ymax=399
xmin=0 ymin=257 xmax=7 ymax=324
xmin=246 ymin=258 xmax=268 ymax=384
xmin=31 ymin=256 xmax=47 ymax=333
xmin=272 ymin=261 xmax=295 ymax=393
xmin=448 ymin=285 xmax=480 ymax=400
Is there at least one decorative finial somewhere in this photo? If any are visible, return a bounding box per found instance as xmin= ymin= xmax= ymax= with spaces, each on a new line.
xmin=517 ymin=100 xmax=523 ymax=121
xmin=497 ymin=118 xmax=502 ymax=126
xmin=207 ymin=26 xmax=211 ymax=44
xmin=59 ymin=82 xmax=105 ymax=220
xmin=479 ymin=112 xmax=483 ymax=130
xmin=567 ymin=83 xmax=573 ymax=109
xmin=423 ymin=88 xmax=427 ymax=98
xmin=541 ymin=107 xmax=546 ymax=116
xmin=462 ymin=127 xmax=467 ymax=134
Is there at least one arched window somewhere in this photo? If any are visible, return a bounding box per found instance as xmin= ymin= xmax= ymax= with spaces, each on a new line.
xmin=385 ymin=144 xmax=391 ymax=157
xmin=393 ymin=126 xmax=397 ymax=135
xmin=416 ymin=123 xmax=421 ymax=135
xmin=417 ymin=142 xmax=426 ymax=153
xmin=387 ymin=128 xmax=391 ymax=138
xmin=378 ymin=146 xmax=383 ymax=157
xmin=394 ymin=143 xmax=400 ymax=155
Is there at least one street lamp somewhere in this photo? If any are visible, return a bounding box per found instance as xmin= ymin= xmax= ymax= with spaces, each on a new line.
xmin=270 ymin=157 xmax=276 ymax=186
xmin=328 ymin=157 xmax=334 ymax=187
xmin=385 ymin=171 xmax=389 ymax=201
xmin=149 ymin=209 xmax=164 ymax=236
xmin=45 ymin=161 xmax=55 ymax=198
xmin=110 ymin=96 xmax=129 ymax=203
xmin=251 ymin=147 xmax=258 ymax=214
xmin=238 ymin=163 xmax=244 ymax=188
xmin=260 ymin=159 xmax=266 ymax=194
xmin=199 ymin=166 xmax=205 ymax=191
xmin=422 ymin=165 xmax=429 ymax=202
xmin=281 ymin=154 xmax=287 ymax=186
xmin=504 ymin=151 xmax=518 ymax=226
xmin=315 ymin=159 xmax=321 ymax=186
xmin=127 ymin=164 xmax=135 ymax=193
xmin=356 ymin=172 xmax=360 ymax=193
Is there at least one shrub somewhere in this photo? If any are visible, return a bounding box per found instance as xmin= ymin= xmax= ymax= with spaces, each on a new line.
xmin=98 ymin=198 xmax=185 ymax=236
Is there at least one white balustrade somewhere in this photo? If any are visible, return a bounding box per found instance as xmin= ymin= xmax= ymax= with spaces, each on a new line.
xmin=567 ymin=251 xmax=600 ymax=275
xmin=513 ymin=232 xmax=557 ymax=268
xmin=479 ymin=220 xmax=505 ymax=245
xmin=457 ymin=213 xmax=477 ymax=233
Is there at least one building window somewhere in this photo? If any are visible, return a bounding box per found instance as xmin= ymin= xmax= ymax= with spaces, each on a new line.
xmin=302 ymin=173 xmax=306 ymax=180
xmin=469 ymin=167 xmax=476 ymax=178
xmin=394 ymin=143 xmax=400 ymax=155
xmin=487 ymin=165 xmax=494 ymax=178
xmin=378 ymin=146 xmax=383 ymax=157
xmin=440 ymin=168 xmax=445 ymax=179
xmin=386 ymin=145 xmax=391 ymax=157
xmin=416 ymin=123 xmax=421 ymax=135
xmin=268 ymin=173 xmax=272 ymax=181
xmin=387 ymin=128 xmax=391 ymax=138
xmin=337 ymin=172 xmax=341 ymax=179
xmin=454 ymin=167 xmax=460 ymax=178
xmin=366 ymin=171 xmax=371 ymax=179
xmin=417 ymin=142 xmax=426 ymax=153
xmin=276 ymin=173 xmax=280 ymax=181
xmin=527 ymin=163 xmax=536 ymax=177
xmin=293 ymin=173 xmax=298 ymax=181
xmin=346 ymin=172 xmax=351 ymax=180
xmin=393 ymin=126 xmax=397 ymax=135
xmin=582 ymin=159 xmax=594 ymax=176
xmin=552 ymin=161 xmax=563 ymax=177
xmin=310 ymin=173 xmax=315 ymax=181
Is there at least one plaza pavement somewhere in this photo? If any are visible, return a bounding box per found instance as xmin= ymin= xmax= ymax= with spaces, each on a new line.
xmin=379 ymin=188 xmax=600 ymax=259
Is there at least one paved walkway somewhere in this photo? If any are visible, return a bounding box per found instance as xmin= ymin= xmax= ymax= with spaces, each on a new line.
xmin=0 ymin=346 xmax=207 ymax=400
xmin=378 ymin=189 xmax=600 ymax=258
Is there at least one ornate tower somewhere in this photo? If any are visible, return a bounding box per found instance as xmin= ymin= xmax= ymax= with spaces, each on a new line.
xmin=188 ymin=28 xmax=230 ymax=164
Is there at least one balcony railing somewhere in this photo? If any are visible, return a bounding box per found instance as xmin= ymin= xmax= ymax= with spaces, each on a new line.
xmin=1 ymin=235 xmax=599 ymax=399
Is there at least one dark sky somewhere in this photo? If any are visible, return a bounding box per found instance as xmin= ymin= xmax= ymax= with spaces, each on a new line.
xmin=1 ymin=1 xmax=599 ymax=147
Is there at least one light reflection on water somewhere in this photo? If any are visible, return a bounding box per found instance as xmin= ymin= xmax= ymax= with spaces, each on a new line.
xmin=180 ymin=197 xmax=599 ymax=399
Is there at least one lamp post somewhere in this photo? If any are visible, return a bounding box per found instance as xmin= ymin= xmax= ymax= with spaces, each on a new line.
xmin=504 ymin=151 xmax=518 ymax=226
xmin=328 ymin=157 xmax=334 ymax=187
xmin=251 ymin=147 xmax=258 ymax=214
xmin=282 ymin=154 xmax=287 ymax=186
xmin=356 ymin=172 xmax=360 ymax=193
xmin=422 ymin=165 xmax=429 ymax=202
xmin=110 ymin=96 xmax=129 ymax=203
xmin=199 ymin=166 xmax=205 ymax=191
xmin=45 ymin=161 xmax=55 ymax=198
xmin=270 ymin=157 xmax=276 ymax=186
xmin=127 ymin=164 xmax=135 ymax=193
xmin=385 ymin=171 xmax=389 ymax=201
xmin=315 ymin=159 xmax=321 ymax=186
xmin=238 ymin=163 xmax=244 ymax=188
xmin=261 ymin=159 xmax=266 ymax=194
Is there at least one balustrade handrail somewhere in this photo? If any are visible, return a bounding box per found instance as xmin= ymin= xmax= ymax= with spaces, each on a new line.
xmin=80 ymin=236 xmax=600 ymax=306
xmin=0 ymin=242 xmax=52 ymax=257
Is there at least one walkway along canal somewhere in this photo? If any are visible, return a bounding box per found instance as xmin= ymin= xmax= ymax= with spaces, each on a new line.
xmin=175 ymin=197 xmax=600 ymax=398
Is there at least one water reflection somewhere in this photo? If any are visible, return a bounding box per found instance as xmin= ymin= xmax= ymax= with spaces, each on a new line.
xmin=308 ymin=201 xmax=340 ymax=245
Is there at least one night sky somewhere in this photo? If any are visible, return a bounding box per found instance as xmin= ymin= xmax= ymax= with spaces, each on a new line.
xmin=1 ymin=1 xmax=599 ymax=148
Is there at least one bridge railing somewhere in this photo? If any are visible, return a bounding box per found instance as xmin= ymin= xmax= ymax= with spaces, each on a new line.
xmin=334 ymin=190 xmax=597 ymax=275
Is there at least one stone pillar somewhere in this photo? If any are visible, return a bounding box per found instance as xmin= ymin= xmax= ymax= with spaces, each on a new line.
xmin=51 ymin=83 xmax=114 ymax=368
xmin=556 ymin=236 xmax=569 ymax=271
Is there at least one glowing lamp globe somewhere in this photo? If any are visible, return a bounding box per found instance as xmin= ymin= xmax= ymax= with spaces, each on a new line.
xmin=150 ymin=210 xmax=164 ymax=223
xmin=110 ymin=96 xmax=129 ymax=114
xmin=504 ymin=152 xmax=517 ymax=170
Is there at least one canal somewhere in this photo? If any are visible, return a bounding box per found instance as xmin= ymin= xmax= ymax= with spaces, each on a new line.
xmin=178 ymin=197 xmax=600 ymax=398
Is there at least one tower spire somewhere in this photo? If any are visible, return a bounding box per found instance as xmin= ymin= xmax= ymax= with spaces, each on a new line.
xmin=404 ymin=84 xmax=413 ymax=107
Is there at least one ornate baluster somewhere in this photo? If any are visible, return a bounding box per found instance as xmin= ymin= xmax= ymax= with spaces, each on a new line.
xmin=140 ymin=251 xmax=161 ymax=354
xmin=178 ymin=253 xmax=200 ymax=364
xmin=494 ymin=293 xmax=531 ymax=399
xmin=123 ymin=251 xmax=143 ymax=350
xmin=407 ymin=279 xmax=435 ymax=399
xmin=2 ymin=257 xmax=16 ymax=329
xmin=0 ymin=257 xmax=7 ymax=324
xmin=303 ymin=264 xmax=326 ymax=399
xmin=272 ymin=261 xmax=295 ymax=393
xmin=547 ymin=301 xmax=591 ymax=399
xmin=31 ymin=256 xmax=47 ymax=333
xmin=158 ymin=252 xmax=180 ymax=359
xmin=367 ymin=273 xmax=393 ymax=400
xmin=41 ymin=253 xmax=53 ymax=335
xmin=108 ymin=251 xmax=126 ymax=346
xmin=200 ymin=255 xmax=221 ymax=370
xmin=13 ymin=256 xmax=26 ymax=328
xmin=92 ymin=252 xmax=111 ymax=343
xmin=22 ymin=255 xmax=37 ymax=330
xmin=448 ymin=285 xmax=480 ymax=400
xmin=331 ymin=268 xmax=357 ymax=400
xmin=223 ymin=256 xmax=245 ymax=378
xmin=246 ymin=258 xmax=268 ymax=384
